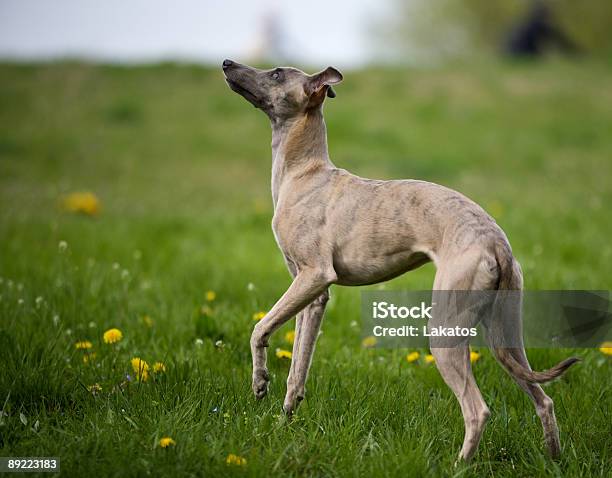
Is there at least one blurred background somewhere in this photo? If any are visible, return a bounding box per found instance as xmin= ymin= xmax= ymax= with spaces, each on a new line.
xmin=2 ymin=0 xmax=612 ymax=66
xmin=1 ymin=0 xmax=611 ymax=302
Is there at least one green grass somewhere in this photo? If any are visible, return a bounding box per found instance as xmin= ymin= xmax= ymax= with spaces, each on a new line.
xmin=0 ymin=60 xmax=611 ymax=477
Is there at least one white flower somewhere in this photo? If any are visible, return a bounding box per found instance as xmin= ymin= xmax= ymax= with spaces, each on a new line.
xmin=88 ymin=321 xmax=96 ymax=328
xmin=112 ymin=262 xmax=120 ymax=270
xmin=53 ymin=315 xmax=60 ymax=326
xmin=215 ymin=340 xmax=224 ymax=348
xmin=121 ymin=269 xmax=130 ymax=279
xmin=17 ymin=298 xmax=24 ymax=305
xmin=58 ymin=240 xmax=68 ymax=252
xmin=247 ymin=282 xmax=256 ymax=291
xmin=35 ymin=296 xmax=43 ymax=307
xmin=195 ymin=338 xmax=204 ymax=347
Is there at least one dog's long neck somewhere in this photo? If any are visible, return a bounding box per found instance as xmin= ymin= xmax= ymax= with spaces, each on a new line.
xmin=270 ymin=109 xmax=333 ymax=208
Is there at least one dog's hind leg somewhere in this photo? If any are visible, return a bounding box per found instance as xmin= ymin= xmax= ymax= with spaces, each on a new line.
xmin=250 ymin=267 xmax=335 ymax=399
xmin=503 ymin=347 xmax=561 ymax=458
xmin=431 ymin=346 xmax=490 ymax=462
xmin=485 ymin=314 xmax=561 ymax=455
xmin=484 ymin=257 xmax=567 ymax=458
xmin=430 ymin=248 xmax=498 ymax=461
xmin=284 ymin=289 xmax=328 ymax=415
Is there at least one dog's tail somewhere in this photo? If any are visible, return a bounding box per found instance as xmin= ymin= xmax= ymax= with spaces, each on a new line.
xmin=493 ymin=348 xmax=580 ymax=384
xmin=488 ymin=242 xmax=580 ymax=384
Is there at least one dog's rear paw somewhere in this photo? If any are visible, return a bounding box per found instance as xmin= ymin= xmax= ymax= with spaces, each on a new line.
xmin=252 ymin=368 xmax=269 ymax=399
xmin=282 ymin=391 xmax=304 ymax=416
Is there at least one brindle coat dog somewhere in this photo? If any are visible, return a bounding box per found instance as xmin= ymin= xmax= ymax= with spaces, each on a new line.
xmin=222 ymin=59 xmax=579 ymax=461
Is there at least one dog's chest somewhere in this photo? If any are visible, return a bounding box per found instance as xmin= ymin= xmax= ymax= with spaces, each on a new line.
xmin=271 ymin=202 xmax=329 ymax=261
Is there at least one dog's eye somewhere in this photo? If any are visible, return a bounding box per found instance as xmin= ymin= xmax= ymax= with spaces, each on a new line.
xmin=272 ymin=72 xmax=280 ymax=80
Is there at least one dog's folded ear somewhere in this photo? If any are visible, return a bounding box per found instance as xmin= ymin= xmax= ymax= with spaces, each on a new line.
xmin=306 ymin=67 xmax=343 ymax=105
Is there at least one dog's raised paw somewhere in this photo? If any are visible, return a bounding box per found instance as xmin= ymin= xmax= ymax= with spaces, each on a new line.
xmin=252 ymin=368 xmax=269 ymax=399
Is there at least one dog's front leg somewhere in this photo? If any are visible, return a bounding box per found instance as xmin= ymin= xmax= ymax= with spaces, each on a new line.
xmin=284 ymin=289 xmax=329 ymax=415
xmin=286 ymin=312 xmax=303 ymax=394
xmin=251 ymin=268 xmax=336 ymax=399
xmin=284 ymin=257 xmax=303 ymax=390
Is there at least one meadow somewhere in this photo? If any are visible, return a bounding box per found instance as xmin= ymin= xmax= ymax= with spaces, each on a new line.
xmin=0 ymin=60 xmax=611 ymax=477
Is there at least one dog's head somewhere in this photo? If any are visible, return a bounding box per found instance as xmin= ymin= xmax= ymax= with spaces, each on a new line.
xmin=222 ymin=59 xmax=342 ymax=122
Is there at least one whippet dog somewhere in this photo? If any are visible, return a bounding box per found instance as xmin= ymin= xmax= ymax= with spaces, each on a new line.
xmin=222 ymin=59 xmax=579 ymax=461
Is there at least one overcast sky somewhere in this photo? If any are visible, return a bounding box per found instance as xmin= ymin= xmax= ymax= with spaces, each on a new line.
xmin=0 ymin=0 xmax=393 ymax=68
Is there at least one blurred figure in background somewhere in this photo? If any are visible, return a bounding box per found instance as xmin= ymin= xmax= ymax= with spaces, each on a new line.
xmin=247 ymin=10 xmax=293 ymax=64
xmin=378 ymin=0 xmax=612 ymax=64
xmin=504 ymin=0 xmax=577 ymax=57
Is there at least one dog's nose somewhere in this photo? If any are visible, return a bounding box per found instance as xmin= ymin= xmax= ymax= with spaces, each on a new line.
xmin=222 ymin=59 xmax=233 ymax=69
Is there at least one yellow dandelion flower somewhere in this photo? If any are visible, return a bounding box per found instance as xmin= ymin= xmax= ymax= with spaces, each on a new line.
xmin=275 ymin=348 xmax=292 ymax=359
xmin=61 ymin=191 xmax=101 ymax=216
xmin=205 ymin=290 xmax=216 ymax=302
xmin=284 ymin=330 xmax=296 ymax=344
xmin=599 ymin=342 xmax=612 ymax=355
xmin=87 ymin=383 xmax=102 ymax=393
xmin=103 ymin=328 xmax=123 ymax=344
xmin=252 ymin=311 xmax=266 ymax=321
xmin=141 ymin=315 xmax=153 ymax=327
xmin=362 ymin=336 xmax=377 ymax=348
xmin=470 ymin=351 xmax=481 ymax=363
xmin=131 ymin=357 xmax=150 ymax=381
xmin=153 ymin=361 xmax=166 ymax=373
xmin=425 ymin=354 xmax=435 ymax=364
xmin=75 ymin=340 xmax=93 ymax=350
xmin=159 ymin=437 xmax=176 ymax=448
xmin=83 ymin=352 xmax=97 ymax=364
xmin=226 ymin=454 xmax=247 ymax=466
xmin=406 ymin=351 xmax=420 ymax=363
